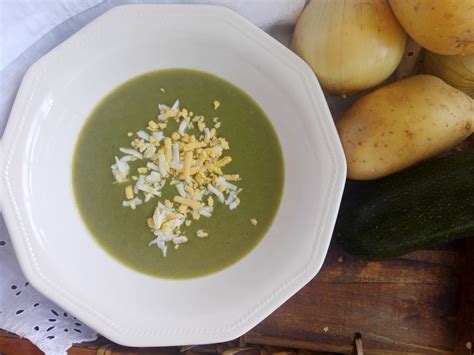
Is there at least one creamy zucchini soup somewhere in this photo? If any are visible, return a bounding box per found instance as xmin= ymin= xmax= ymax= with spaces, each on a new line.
xmin=73 ymin=69 xmax=284 ymax=278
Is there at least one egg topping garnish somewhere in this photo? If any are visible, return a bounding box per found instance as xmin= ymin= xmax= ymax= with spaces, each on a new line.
xmin=110 ymin=97 xmax=242 ymax=256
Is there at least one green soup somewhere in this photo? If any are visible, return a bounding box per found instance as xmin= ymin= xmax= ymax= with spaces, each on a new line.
xmin=72 ymin=68 xmax=284 ymax=279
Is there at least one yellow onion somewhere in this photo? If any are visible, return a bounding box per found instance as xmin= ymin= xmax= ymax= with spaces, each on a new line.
xmin=425 ymin=51 xmax=474 ymax=98
xmin=292 ymin=0 xmax=406 ymax=95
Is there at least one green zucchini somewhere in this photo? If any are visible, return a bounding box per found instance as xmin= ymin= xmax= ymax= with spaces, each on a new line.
xmin=334 ymin=150 xmax=474 ymax=260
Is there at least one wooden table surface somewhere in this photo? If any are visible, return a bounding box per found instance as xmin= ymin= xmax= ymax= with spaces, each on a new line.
xmin=247 ymin=240 xmax=473 ymax=354
xmin=1 ymin=239 xmax=473 ymax=355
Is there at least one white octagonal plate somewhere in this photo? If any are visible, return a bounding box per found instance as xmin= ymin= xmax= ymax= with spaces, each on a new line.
xmin=0 ymin=5 xmax=346 ymax=346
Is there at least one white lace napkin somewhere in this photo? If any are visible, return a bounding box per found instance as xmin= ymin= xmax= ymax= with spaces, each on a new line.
xmin=0 ymin=221 xmax=97 ymax=354
xmin=0 ymin=1 xmax=305 ymax=354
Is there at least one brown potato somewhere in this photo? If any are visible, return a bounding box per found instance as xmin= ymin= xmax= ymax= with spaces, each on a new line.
xmin=389 ymin=0 xmax=474 ymax=55
xmin=337 ymin=75 xmax=473 ymax=180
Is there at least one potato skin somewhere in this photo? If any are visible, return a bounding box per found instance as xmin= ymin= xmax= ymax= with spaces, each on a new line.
xmin=389 ymin=0 xmax=474 ymax=55
xmin=337 ymin=75 xmax=474 ymax=180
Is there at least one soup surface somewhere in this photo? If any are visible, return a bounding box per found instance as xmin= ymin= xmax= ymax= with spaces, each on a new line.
xmin=73 ymin=68 xmax=284 ymax=278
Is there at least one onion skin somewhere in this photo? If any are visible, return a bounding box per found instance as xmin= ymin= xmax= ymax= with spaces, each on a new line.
xmin=292 ymin=0 xmax=406 ymax=95
xmin=425 ymin=51 xmax=474 ymax=98
xmin=389 ymin=0 xmax=474 ymax=55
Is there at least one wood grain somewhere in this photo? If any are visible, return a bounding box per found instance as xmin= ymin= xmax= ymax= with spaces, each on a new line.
xmin=454 ymin=238 xmax=474 ymax=354
xmin=245 ymin=244 xmax=462 ymax=354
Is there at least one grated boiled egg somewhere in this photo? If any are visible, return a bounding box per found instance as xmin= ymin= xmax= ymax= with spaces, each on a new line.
xmin=110 ymin=95 xmax=243 ymax=257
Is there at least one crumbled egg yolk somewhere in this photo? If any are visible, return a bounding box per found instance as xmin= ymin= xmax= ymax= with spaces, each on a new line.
xmin=250 ymin=218 xmax=258 ymax=226
xmin=110 ymin=97 xmax=244 ymax=257
xmin=148 ymin=120 xmax=158 ymax=130
xmin=196 ymin=229 xmax=208 ymax=238
xmin=125 ymin=185 xmax=134 ymax=200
